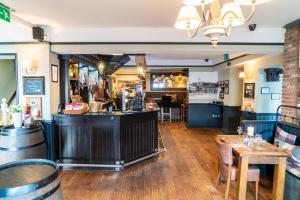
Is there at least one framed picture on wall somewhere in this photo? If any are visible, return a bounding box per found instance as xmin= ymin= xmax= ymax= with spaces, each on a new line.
xmin=271 ymin=93 xmax=281 ymax=100
xmin=224 ymin=80 xmax=229 ymax=94
xmin=26 ymin=97 xmax=42 ymax=117
xmin=51 ymin=64 xmax=58 ymax=82
xmin=219 ymin=92 xmax=224 ymax=99
xmin=23 ymin=76 xmax=45 ymax=95
xmin=244 ymin=83 xmax=255 ymax=99
xmin=261 ymin=87 xmax=270 ymax=94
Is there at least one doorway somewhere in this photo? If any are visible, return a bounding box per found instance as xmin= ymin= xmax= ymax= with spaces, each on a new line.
xmin=0 ymin=54 xmax=18 ymax=106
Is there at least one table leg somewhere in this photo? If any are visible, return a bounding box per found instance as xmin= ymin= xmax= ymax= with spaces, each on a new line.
xmin=236 ymin=156 xmax=248 ymax=200
xmin=272 ymin=157 xmax=287 ymax=200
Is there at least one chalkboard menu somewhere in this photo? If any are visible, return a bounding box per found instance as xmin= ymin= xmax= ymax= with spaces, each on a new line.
xmin=23 ymin=76 xmax=45 ymax=95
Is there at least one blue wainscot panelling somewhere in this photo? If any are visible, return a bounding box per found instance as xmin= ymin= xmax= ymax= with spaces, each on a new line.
xmin=187 ymin=103 xmax=222 ymax=128
xmin=241 ymin=111 xmax=278 ymax=121
xmin=222 ymin=106 xmax=241 ymax=134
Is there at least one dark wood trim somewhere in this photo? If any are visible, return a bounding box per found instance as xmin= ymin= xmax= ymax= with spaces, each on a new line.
xmin=0 ymin=42 xmax=50 ymax=45
xmin=0 ymin=41 xmax=284 ymax=46
xmin=50 ymin=42 xmax=284 ymax=46
xmin=124 ymin=65 xmax=212 ymax=68
xmin=58 ymin=55 xmax=69 ymax=105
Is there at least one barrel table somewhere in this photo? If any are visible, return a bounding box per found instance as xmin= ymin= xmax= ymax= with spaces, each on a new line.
xmin=0 ymin=159 xmax=63 ymax=200
xmin=0 ymin=125 xmax=47 ymax=165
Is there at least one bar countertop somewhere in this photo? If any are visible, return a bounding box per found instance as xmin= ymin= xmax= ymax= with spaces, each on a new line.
xmin=55 ymin=109 xmax=158 ymax=117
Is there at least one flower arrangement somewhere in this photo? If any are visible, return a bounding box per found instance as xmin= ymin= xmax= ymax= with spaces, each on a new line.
xmin=10 ymin=104 xmax=23 ymax=113
xmin=10 ymin=105 xmax=23 ymax=128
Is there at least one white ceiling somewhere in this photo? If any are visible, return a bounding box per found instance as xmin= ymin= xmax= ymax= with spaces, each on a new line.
xmin=0 ymin=0 xmax=294 ymax=65
xmin=2 ymin=0 xmax=299 ymax=28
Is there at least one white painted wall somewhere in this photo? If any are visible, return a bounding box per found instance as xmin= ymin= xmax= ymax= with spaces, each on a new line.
xmin=256 ymin=69 xmax=282 ymax=113
xmin=218 ymin=68 xmax=243 ymax=107
xmin=49 ymin=52 xmax=60 ymax=114
xmin=49 ymin=28 xmax=284 ymax=43
xmin=242 ymin=54 xmax=283 ymax=113
xmin=229 ymin=68 xmax=244 ymax=107
xmin=0 ymin=43 xmax=54 ymax=120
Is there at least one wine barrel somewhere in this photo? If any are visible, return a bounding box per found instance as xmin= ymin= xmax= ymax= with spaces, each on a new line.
xmin=0 ymin=125 xmax=47 ymax=165
xmin=0 ymin=159 xmax=63 ymax=200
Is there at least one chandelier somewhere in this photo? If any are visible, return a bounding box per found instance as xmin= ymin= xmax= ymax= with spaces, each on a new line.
xmin=174 ymin=0 xmax=271 ymax=48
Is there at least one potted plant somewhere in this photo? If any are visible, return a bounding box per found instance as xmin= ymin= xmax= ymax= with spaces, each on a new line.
xmin=10 ymin=105 xmax=23 ymax=128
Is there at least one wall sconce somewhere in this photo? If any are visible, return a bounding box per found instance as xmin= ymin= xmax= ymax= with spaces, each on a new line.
xmin=239 ymin=72 xmax=245 ymax=79
xmin=23 ymin=60 xmax=38 ymax=75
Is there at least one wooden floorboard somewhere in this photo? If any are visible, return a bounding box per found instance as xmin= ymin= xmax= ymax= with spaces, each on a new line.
xmin=60 ymin=122 xmax=273 ymax=200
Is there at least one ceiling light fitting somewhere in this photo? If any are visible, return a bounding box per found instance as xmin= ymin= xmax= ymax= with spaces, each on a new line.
xmin=175 ymin=0 xmax=271 ymax=48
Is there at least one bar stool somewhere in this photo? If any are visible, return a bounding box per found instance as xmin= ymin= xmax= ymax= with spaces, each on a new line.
xmin=161 ymin=96 xmax=172 ymax=122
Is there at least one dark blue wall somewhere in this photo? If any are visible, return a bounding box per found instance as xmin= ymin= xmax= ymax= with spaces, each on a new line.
xmin=222 ymin=106 xmax=241 ymax=134
xmin=38 ymin=120 xmax=56 ymax=161
xmin=187 ymin=104 xmax=222 ymax=128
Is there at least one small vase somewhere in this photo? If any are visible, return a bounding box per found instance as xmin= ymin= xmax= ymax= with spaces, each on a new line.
xmin=12 ymin=112 xmax=23 ymax=128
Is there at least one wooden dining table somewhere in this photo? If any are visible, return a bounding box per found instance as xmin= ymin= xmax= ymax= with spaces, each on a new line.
xmin=217 ymin=135 xmax=289 ymax=200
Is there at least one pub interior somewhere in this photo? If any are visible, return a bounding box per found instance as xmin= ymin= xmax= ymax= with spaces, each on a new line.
xmin=0 ymin=0 xmax=300 ymax=200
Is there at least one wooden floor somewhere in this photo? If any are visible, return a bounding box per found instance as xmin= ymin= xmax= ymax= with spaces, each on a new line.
xmin=60 ymin=122 xmax=273 ymax=200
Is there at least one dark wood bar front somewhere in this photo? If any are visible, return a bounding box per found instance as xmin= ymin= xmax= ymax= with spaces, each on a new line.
xmin=53 ymin=111 xmax=159 ymax=171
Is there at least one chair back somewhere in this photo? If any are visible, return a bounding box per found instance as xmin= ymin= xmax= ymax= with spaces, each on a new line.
xmin=161 ymin=96 xmax=172 ymax=108
xmin=216 ymin=137 xmax=233 ymax=165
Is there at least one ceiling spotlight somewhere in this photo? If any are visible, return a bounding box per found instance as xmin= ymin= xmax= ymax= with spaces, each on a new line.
xmin=239 ymin=72 xmax=245 ymax=78
xmin=248 ymin=24 xmax=257 ymax=31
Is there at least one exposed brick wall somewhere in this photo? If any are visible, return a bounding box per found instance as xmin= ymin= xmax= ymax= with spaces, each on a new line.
xmin=282 ymin=25 xmax=300 ymax=119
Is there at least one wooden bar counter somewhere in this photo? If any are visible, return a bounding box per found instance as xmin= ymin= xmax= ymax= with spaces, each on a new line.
xmin=53 ymin=110 xmax=159 ymax=171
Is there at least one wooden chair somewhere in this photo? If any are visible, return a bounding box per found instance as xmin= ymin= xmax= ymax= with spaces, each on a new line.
xmin=215 ymin=137 xmax=260 ymax=200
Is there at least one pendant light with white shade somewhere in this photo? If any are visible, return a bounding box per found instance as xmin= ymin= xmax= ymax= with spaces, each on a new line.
xmin=234 ymin=0 xmax=271 ymax=5
xmin=175 ymin=6 xmax=202 ymax=30
xmin=221 ymin=2 xmax=244 ymax=27
xmin=174 ymin=0 xmax=272 ymax=47
xmin=183 ymin=0 xmax=216 ymax=6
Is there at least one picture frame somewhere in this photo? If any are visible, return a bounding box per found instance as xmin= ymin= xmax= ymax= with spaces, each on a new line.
xmin=271 ymin=93 xmax=281 ymax=100
xmin=224 ymin=80 xmax=229 ymax=94
xmin=23 ymin=76 xmax=45 ymax=95
xmin=51 ymin=64 xmax=58 ymax=82
xmin=260 ymin=87 xmax=270 ymax=94
xmin=219 ymin=92 xmax=224 ymax=99
xmin=26 ymin=97 xmax=42 ymax=117
xmin=244 ymin=83 xmax=255 ymax=99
